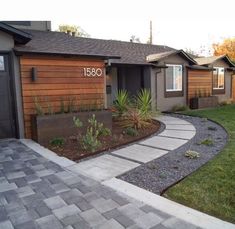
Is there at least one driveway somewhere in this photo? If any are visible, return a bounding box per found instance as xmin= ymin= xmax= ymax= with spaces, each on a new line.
xmin=0 ymin=139 xmax=199 ymax=229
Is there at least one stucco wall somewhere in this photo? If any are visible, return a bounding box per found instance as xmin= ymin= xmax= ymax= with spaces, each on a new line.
xmin=210 ymin=59 xmax=232 ymax=102
xmin=0 ymin=31 xmax=14 ymax=50
xmin=153 ymin=54 xmax=189 ymax=111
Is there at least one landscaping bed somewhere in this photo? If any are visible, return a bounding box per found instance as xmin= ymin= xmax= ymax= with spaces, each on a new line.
xmin=46 ymin=119 xmax=160 ymax=161
xmin=118 ymin=114 xmax=228 ymax=195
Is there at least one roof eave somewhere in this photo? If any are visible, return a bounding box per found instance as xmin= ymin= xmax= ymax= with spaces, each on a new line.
xmin=14 ymin=49 xmax=121 ymax=60
xmin=0 ymin=22 xmax=32 ymax=44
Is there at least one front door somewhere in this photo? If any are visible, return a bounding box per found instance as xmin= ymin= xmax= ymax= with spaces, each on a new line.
xmin=0 ymin=54 xmax=16 ymax=138
xmin=232 ymin=75 xmax=235 ymax=102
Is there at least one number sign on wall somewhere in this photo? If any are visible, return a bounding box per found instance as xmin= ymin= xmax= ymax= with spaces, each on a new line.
xmin=83 ymin=68 xmax=103 ymax=77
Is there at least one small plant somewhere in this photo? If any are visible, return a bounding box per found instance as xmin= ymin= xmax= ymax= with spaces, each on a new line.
xmin=80 ymin=114 xmax=111 ymax=152
xmin=45 ymin=97 xmax=54 ymax=115
xmin=199 ymin=138 xmax=214 ymax=146
xmin=171 ymin=105 xmax=189 ymax=112
xmin=50 ymin=137 xmax=65 ymax=147
xmin=121 ymin=108 xmax=151 ymax=130
xmin=201 ymin=118 xmax=208 ymax=122
xmin=208 ymin=126 xmax=217 ymax=131
xmin=113 ymin=90 xmax=130 ymax=117
xmin=73 ymin=116 xmax=83 ymax=128
xmin=136 ymin=89 xmax=153 ymax=120
xmin=184 ymin=150 xmax=200 ymax=159
xmin=33 ymin=96 xmax=44 ymax=116
xmin=125 ymin=127 xmax=139 ymax=137
xmin=67 ymin=96 xmax=76 ymax=113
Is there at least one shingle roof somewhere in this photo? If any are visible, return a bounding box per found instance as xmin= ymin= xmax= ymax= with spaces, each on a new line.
xmin=146 ymin=49 xmax=197 ymax=64
xmin=194 ymin=55 xmax=235 ymax=67
xmin=14 ymin=29 xmax=175 ymax=65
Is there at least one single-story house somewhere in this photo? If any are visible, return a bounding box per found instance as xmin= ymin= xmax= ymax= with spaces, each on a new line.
xmin=0 ymin=21 xmax=235 ymax=140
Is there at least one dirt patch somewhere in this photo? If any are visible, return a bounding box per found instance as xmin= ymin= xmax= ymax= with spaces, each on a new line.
xmin=45 ymin=119 xmax=160 ymax=161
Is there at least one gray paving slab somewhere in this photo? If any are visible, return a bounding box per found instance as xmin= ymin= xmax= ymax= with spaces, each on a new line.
xmin=140 ymin=136 xmax=187 ymax=150
xmin=68 ymin=155 xmax=139 ymax=181
xmin=112 ymin=144 xmax=168 ymax=163
xmin=166 ymin=124 xmax=196 ymax=131
xmin=159 ymin=129 xmax=196 ymax=140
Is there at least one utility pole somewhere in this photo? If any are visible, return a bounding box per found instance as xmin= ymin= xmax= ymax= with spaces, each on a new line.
xmin=150 ymin=20 xmax=153 ymax=45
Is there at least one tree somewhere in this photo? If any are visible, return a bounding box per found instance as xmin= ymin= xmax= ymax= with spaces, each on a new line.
xmin=58 ymin=24 xmax=90 ymax=37
xmin=213 ymin=38 xmax=235 ymax=62
xmin=130 ymin=35 xmax=141 ymax=43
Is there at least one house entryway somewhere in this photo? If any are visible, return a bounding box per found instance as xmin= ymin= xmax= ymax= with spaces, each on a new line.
xmin=0 ymin=53 xmax=16 ymax=138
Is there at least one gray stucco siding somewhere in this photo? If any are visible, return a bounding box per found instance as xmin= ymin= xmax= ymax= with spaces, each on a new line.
xmin=153 ymin=54 xmax=189 ymax=111
xmin=211 ymin=59 xmax=232 ymax=102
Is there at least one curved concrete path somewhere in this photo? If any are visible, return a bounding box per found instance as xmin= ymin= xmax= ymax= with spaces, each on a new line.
xmin=67 ymin=115 xmax=196 ymax=182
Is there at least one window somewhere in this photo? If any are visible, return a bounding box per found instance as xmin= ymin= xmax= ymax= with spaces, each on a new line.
xmin=213 ymin=67 xmax=224 ymax=89
xmin=0 ymin=56 xmax=4 ymax=71
xmin=166 ymin=64 xmax=183 ymax=91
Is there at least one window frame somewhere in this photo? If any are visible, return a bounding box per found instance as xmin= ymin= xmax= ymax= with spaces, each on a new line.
xmin=164 ymin=64 xmax=184 ymax=98
xmin=212 ymin=67 xmax=225 ymax=95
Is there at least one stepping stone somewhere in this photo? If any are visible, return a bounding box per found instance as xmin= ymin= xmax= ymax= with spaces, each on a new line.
xmin=67 ymin=155 xmax=139 ymax=181
xmin=140 ymin=136 xmax=187 ymax=151
xmin=156 ymin=116 xmax=191 ymax=125
xmin=159 ymin=130 xmax=196 ymax=140
xmin=112 ymin=144 xmax=168 ymax=163
xmin=166 ymin=124 xmax=196 ymax=131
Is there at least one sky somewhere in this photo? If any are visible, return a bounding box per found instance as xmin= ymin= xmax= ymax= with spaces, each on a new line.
xmin=1 ymin=0 xmax=235 ymax=55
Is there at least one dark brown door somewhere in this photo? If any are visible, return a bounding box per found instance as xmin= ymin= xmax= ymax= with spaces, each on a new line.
xmin=0 ymin=54 xmax=16 ymax=138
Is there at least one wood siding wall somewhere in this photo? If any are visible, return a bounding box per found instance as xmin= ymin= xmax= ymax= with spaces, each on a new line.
xmin=188 ymin=70 xmax=212 ymax=103
xmin=20 ymin=55 xmax=105 ymax=138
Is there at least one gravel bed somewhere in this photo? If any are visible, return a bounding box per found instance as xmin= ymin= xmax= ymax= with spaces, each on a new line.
xmin=117 ymin=114 xmax=228 ymax=195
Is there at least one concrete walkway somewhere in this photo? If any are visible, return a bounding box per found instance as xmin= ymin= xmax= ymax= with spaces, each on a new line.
xmin=67 ymin=115 xmax=196 ymax=182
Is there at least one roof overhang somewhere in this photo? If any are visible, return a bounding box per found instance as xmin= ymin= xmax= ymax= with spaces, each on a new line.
xmin=0 ymin=22 xmax=32 ymax=44
xmin=147 ymin=49 xmax=197 ymax=65
xmin=14 ymin=49 xmax=121 ymax=60
xmin=187 ymin=65 xmax=214 ymax=70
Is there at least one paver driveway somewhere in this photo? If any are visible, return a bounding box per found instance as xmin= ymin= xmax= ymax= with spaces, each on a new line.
xmin=0 ymin=139 xmax=198 ymax=229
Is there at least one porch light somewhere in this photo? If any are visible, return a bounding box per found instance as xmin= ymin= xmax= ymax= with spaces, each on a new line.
xmin=31 ymin=67 xmax=37 ymax=82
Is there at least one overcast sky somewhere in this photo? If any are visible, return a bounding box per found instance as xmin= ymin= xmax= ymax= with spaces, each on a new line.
xmin=2 ymin=0 xmax=235 ymax=54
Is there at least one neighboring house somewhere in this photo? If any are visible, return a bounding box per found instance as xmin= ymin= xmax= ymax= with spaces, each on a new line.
xmin=0 ymin=21 xmax=234 ymax=140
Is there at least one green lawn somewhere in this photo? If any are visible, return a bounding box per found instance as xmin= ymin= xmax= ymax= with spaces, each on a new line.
xmin=164 ymin=104 xmax=235 ymax=223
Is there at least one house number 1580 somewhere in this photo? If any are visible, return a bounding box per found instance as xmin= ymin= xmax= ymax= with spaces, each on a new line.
xmin=83 ymin=68 xmax=103 ymax=77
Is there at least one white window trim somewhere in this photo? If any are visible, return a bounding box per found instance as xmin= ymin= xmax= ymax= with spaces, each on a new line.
xmin=166 ymin=64 xmax=183 ymax=92
xmin=213 ymin=67 xmax=225 ymax=90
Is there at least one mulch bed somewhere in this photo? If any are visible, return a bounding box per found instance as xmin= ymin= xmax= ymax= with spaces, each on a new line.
xmin=47 ymin=119 xmax=160 ymax=161
xmin=117 ymin=114 xmax=228 ymax=195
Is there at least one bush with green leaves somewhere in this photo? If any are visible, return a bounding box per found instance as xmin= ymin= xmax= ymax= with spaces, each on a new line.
xmin=136 ymin=89 xmax=153 ymax=120
xmin=125 ymin=127 xmax=139 ymax=137
xmin=184 ymin=150 xmax=200 ymax=159
xmin=113 ymin=90 xmax=130 ymax=117
xmin=50 ymin=137 xmax=65 ymax=147
xmin=74 ymin=114 xmax=111 ymax=152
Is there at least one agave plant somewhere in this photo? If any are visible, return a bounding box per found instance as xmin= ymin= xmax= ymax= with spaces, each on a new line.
xmin=113 ymin=90 xmax=130 ymax=117
xmin=136 ymin=89 xmax=153 ymax=120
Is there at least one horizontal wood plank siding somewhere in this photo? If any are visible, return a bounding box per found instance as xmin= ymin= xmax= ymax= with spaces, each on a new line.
xmin=188 ymin=70 xmax=212 ymax=103
xmin=20 ymin=55 xmax=105 ymax=138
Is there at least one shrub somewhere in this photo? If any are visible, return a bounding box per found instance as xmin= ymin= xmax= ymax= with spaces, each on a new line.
xmin=113 ymin=90 xmax=130 ymax=117
xmin=121 ymin=108 xmax=151 ymax=130
xmin=199 ymin=138 xmax=214 ymax=146
xmin=184 ymin=150 xmax=200 ymax=159
xmin=81 ymin=114 xmax=111 ymax=152
xmin=73 ymin=116 xmax=83 ymax=128
xmin=50 ymin=137 xmax=65 ymax=147
xmin=136 ymin=89 xmax=152 ymax=120
xmin=125 ymin=127 xmax=139 ymax=137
